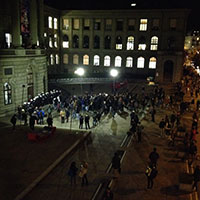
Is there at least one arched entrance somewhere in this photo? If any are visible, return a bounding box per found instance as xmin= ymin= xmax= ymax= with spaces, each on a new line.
xmin=163 ymin=60 xmax=173 ymax=82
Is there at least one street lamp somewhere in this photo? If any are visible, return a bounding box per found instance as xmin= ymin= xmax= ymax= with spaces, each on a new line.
xmin=74 ymin=67 xmax=85 ymax=95
xmin=110 ymin=69 xmax=118 ymax=94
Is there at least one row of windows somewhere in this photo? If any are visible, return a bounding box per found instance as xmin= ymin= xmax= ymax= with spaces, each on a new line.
xmin=47 ymin=35 xmax=159 ymax=51
xmin=60 ymin=17 xmax=177 ymax=31
xmin=49 ymin=54 xmax=157 ymax=69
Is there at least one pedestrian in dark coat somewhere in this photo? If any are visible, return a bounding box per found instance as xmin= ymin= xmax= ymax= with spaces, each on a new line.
xmin=103 ymin=187 xmax=114 ymax=200
xmin=85 ymin=114 xmax=90 ymax=129
xmin=145 ymin=164 xmax=158 ymax=189
xmin=79 ymin=115 xmax=84 ymax=129
xmin=29 ymin=114 xmax=36 ymax=130
xmin=47 ymin=115 xmax=53 ymax=127
xmin=10 ymin=114 xmax=17 ymax=130
xmin=111 ymin=152 xmax=121 ymax=178
xmin=149 ymin=147 xmax=159 ymax=167
xmin=68 ymin=161 xmax=78 ymax=186
xmin=192 ymin=165 xmax=200 ymax=191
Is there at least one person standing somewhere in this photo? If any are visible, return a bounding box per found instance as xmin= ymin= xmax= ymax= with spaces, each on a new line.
xmin=79 ymin=161 xmax=89 ymax=186
xmin=159 ymin=119 xmax=166 ymax=137
xmin=29 ymin=114 xmax=36 ymax=130
xmin=149 ymin=148 xmax=159 ymax=167
xmin=79 ymin=114 xmax=84 ymax=129
xmin=136 ymin=122 xmax=144 ymax=143
xmin=85 ymin=114 xmax=90 ymax=129
xmin=68 ymin=161 xmax=78 ymax=186
xmin=10 ymin=114 xmax=17 ymax=130
xmin=47 ymin=114 xmax=53 ymax=127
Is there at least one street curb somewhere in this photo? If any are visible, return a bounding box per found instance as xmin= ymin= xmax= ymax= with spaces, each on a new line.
xmin=14 ymin=131 xmax=91 ymax=200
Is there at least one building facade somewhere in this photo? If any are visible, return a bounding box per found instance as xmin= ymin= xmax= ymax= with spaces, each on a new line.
xmin=0 ymin=0 xmax=47 ymax=117
xmin=0 ymin=0 xmax=190 ymax=117
xmin=44 ymin=8 xmax=190 ymax=83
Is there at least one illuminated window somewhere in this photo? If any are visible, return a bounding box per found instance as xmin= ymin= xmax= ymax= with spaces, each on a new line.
xmin=4 ymin=83 xmax=12 ymax=105
xmin=54 ymin=18 xmax=58 ymax=29
xmin=72 ymin=35 xmax=79 ymax=48
xmin=63 ymin=35 xmax=69 ymax=48
xmin=55 ymin=54 xmax=59 ymax=64
xmin=83 ymin=35 xmax=89 ymax=48
xmin=73 ymin=19 xmax=80 ymax=30
xmin=105 ymin=19 xmax=112 ymax=30
xmin=54 ymin=34 xmax=57 ymax=48
xmin=94 ymin=35 xmax=100 ymax=49
xmin=150 ymin=36 xmax=158 ymax=50
xmin=127 ymin=36 xmax=134 ymax=50
xmin=84 ymin=19 xmax=90 ymax=30
xmin=115 ymin=56 xmax=122 ymax=67
xmin=94 ymin=55 xmax=100 ymax=66
xmin=5 ymin=33 xmax=12 ymax=48
xmin=170 ymin=19 xmax=177 ymax=30
xmin=49 ymin=37 xmax=53 ymax=48
xmin=149 ymin=57 xmax=157 ymax=69
xmin=83 ymin=54 xmax=89 ymax=65
xmin=48 ymin=16 xmax=52 ymax=29
xmin=126 ymin=57 xmax=133 ymax=67
xmin=137 ymin=57 xmax=145 ymax=68
xmin=63 ymin=54 xmax=69 ymax=64
xmin=104 ymin=55 xmax=111 ymax=66
xmin=50 ymin=54 xmax=54 ymax=65
xmin=139 ymin=19 xmax=148 ymax=31
xmin=63 ymin=19 xmax=69 ymax=30
xmin=73 ymin=54 xmax=79 ymax=65
xmin=105 ymin=35 xmax=111 ymax=49
xmin=116 ymin=36 xmax=122 ymax=50
xmin=128 ymin=19 xmax=135 ymax=30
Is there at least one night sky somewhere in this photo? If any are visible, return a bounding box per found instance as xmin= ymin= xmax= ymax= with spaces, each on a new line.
xmin=44 ymin=0 xmax=200 ymax=31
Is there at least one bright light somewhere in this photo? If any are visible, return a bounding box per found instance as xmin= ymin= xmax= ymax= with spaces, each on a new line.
xmin=110 ymin=69 xmax=118 ymax=78
xmin=131 ymin=3 xmax=136 ymax=6
xmin=75 ymin=68 xmax=85 ymax=76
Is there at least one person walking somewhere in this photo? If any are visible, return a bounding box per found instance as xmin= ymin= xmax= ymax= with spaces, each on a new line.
xmin=192 ymin=165 xmax=200 ymax=191
xmin=145 ymin=164 xmax=158 ymax=189
xmin=103 ymin=186 xmax=114 ymax=200
xmin=10 ymin=114 xmax=17 ymax=130
xmin=29 ymin=114 xmax=37 ymax=130
xmin=136 ymin=122 xmax=144 ymax=143
xmin=111 ymin=152 xmax=121 ymax=178
xmin=79 ymin=161 xmax=89 ymax=186
xmin=149 ymin=147 xmax=159 ymax=167
xmin=68 ymin=161 xmax=78 ymax=186
xmin=159 ymin=118 xmax=166 ymax=137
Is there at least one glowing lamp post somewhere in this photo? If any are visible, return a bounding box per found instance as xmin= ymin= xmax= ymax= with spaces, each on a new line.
xmin=110 ymin=69 xmax=118 ymax=94
xmin=74 ymin=67 xmax=85 ymax=95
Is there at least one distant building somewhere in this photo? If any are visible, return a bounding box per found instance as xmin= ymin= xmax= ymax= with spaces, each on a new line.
xmin=0 ymin=0 xmax=190 ymax=116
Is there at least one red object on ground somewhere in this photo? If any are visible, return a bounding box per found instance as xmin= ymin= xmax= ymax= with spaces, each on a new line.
xmin=28 ymin=126 xmax=56 ymax=142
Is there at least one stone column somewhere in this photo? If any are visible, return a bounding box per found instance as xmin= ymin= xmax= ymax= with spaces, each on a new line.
xmin=11 ymin=0 xmax=21 ymax=47
xmin=38 ymin=0 xmax=44 ymax=48
xmin=30 ymin=0 xmax=38 ymax=46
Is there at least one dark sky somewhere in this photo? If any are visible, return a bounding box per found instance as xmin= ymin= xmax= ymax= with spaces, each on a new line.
xmin=44 ymin=0 xmax=200 ymax=31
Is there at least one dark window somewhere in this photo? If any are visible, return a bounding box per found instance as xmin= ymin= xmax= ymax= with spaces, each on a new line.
xmin=83 ymin=35 xmax=89 ymax=48
xmin=116 ymin=20 xmax=123 ymax=31
xmin=105 ymin=35 xmax=111 ymax=49
xmin=94 ymin=35 xmax=100 ymax=49
xmin=4 ymin=68 xmax=12 ymax=75
xmin=72 ymin=35 xmax=79 ymax=48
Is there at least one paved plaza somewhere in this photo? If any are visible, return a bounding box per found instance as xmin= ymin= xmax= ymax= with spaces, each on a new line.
xmin=0 ymin=81 xmax=199 ymax=200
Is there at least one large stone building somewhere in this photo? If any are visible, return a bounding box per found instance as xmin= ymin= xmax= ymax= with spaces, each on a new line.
xmin=0 ymin=0 xmax=190 ymax=116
